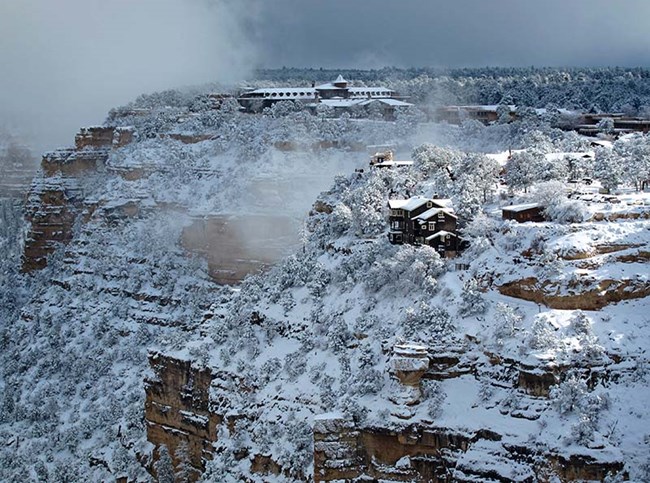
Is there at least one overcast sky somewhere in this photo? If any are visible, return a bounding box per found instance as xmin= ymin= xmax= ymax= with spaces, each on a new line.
xmin=1 ymin=0 xmax=649 ymax=151
xmin=251 ymin=0 xmax=650 ymax=69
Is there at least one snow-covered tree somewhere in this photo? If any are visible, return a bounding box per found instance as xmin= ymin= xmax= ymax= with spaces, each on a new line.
xmin=459 ymin=277 xmax=488 ymax=317
xmin=505 ymin=150 xmax=542 ymax=192
xmin=593 ymin=148 xmax=624 ymax=193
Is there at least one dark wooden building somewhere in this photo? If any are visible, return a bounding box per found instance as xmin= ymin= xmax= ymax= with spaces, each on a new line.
xmin=502 ymin=203 xmax=545 ymax=223
xmin=388 ymin=196 xmax=459 ymax=257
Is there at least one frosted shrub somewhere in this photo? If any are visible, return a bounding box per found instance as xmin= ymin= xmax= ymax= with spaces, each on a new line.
xmin=478 ymin=380 xmax=495 ymax=402
xmin=547 ymin=199 xmax=588 ymax=224
xmin=570 ymin=415 xmax=597 ymax=445
xmin=279 ymin=420 xmax=313 ymax=476
xmin=412 ymin=143 xmax=461 ymax=180
xmin=365 ymin=244 xmax=444 ymax=296
xmin=272 ymin=255 xmax=312 ymax=294
xmin=338 ymin=241 xmax=389 ymax=288
xmin=422 ymin=380 xmax=446 ymax=419
xmin=552 ymin=376 xmax=609 ymax=446
xmin=306 ymin=263 xmax=331 ymax=298
xmin=527 ymin=315 xmax=559 ymax=350
xmin=308 ymin=362 xmax=327 ymax=384
xmin=344 ymin=174 xmax=387 ymax=237
xmin=462 ymin=212 xmax=500 ymax=258
xmin=327 ymin=317 xmax=352 ymax=354
xmin=284 ymin=351 xmax=307 ymax=381
xmin=569 ymin=310 xmax=591 ymax=336
xmin=353 ymin=313 xmax=380 ymax=336
xmin=459 ymin=277 xmax=488 ymax=317
xmin=318 ymin=374 xmax=337 ymax=410
xmin=575 ymin=334 xmax=606 ymax=364
xmin=260 ymin=358 xmax=282 ymax=385
xmin=537 ymin=249 xmax=564 ymax=278
xmin=550 ymin=375 xmax=588 ymax=414
xmin=594 ymin=148 xmax=624 ymax=193
xmin=352 ymin=344 xmax=383 ymax=395
xmin=279 ymin=291 xmax=296 ymax=314
xmin=493 ymin=303 xmax=523 ymax=343
xmin=403 ymin=302 xmax=454 ymax=339
xmin=340 ymin=394 xmax=368 ymax=423
xmin=154 ymin=445 xmax=175 ymax=483
xmin=328 ymin=203 xmax=353 ymax=236
xmin=505 ymin=150 xmax=541 ymax=192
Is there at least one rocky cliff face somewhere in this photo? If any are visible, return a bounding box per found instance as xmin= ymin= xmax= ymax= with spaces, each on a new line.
xmin=145 ymin=353 xmax=221 ymax=481
xmin=22 ymin=126 xmax=134 ymax=272
xmin=145 ymin=345 xmax=628 ymax=482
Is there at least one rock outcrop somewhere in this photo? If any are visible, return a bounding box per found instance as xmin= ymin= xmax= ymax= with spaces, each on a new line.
xmin=145 ymin=352 xmax=220 ymax=481
xmin=498 ymin=276 xmax=650 ymax=310
xmin=22 ymin=126 xmax=134 ymax=272
xmin=145 ymin=348 xmax=627 ymax=482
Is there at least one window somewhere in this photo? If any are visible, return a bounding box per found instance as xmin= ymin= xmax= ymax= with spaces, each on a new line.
xmin=428 ymin=222 xmax=435 ymax=231
xmin=391 ymin=209 xmax=404 ymax=217
xmin=395 ymin=233 xmax=402 ymax=242
xmin=426 ymin=201 xmax=433 ymax=208
xmin=438 ymin=212 xmax=445 ymax=219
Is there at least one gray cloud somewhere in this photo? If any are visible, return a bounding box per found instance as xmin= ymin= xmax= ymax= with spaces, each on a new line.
xmin=2 ymin=0 xmax=649 ymax=153
xmin=251 ymin=0 xmax=650 ymax=69
xmin=0 ymin=0 xmax=255 ymax=152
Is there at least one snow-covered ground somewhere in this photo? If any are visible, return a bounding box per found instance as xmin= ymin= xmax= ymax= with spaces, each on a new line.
xmin=1 ymin=84 xmax=649 ymax=481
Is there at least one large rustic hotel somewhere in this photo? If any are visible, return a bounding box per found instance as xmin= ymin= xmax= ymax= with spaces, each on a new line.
xmin=238 ymin=75 xmax=412 ymax=115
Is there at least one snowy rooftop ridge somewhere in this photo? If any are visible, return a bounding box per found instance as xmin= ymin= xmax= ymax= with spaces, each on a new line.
xmin=388 ymin=197 xmax=454 ymax=212
xmin=425 ymin=230 xmax=457 ymax=241
xmin=415 ymin=207 xmax=458 ymax=221
xmin=502 ymin=203 xmax=542 ymax=212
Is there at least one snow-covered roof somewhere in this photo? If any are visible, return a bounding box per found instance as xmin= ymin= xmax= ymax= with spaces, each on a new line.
xmin=316 ymin=98 xmax=366 ymax=108
xmin=373 ymin=160 xmax=413 ymax=168
xmin=388 ymin=196 xmax=430 ymax=211
xmin=425 ymin=230 xmax=457 ymax=241
xmin=349 ymin=87 xmax=395 ymax=94
xmin=439 ymin=104 xmax=514 ymax=112
xmin=241 ymin=87 xmax=317 ymax=99
xmin=502 ymin=203 xmax=542 ymax=213
xmin=415 ymin=207 xmax=457 ymax=221
xmin=359 ymin=98 xmax=412 ymax=107
xmin=389 ymin=197 xmax=453 ymax=212
xmin=431 ymin=198 xmax=453 ymax=209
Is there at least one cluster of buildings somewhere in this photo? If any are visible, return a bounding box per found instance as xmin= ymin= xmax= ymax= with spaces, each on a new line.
xmin=576 ymin=112 xmax=650 ymax=136
xmin=238 ymin=75 xmax=412 ymax=118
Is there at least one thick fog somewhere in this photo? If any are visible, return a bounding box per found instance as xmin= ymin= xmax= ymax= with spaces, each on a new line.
xmin=0 ymin=0 xmax=255 ymax=153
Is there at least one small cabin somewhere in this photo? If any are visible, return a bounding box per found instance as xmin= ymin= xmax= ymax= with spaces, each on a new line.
xmin=370 ymin=150 xmax=414 ymax=169
xmin=502 ymin=203 xmax=545 ymax=223
xmin=370 ymin=150 xmax=394 ymax=165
